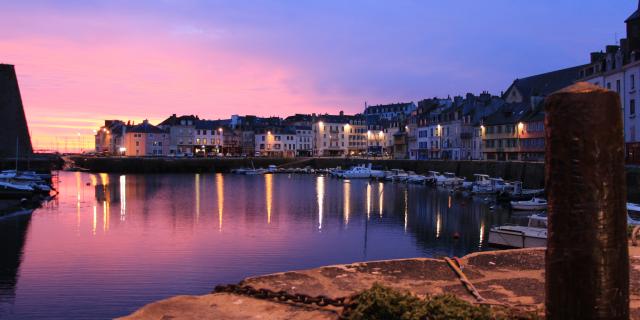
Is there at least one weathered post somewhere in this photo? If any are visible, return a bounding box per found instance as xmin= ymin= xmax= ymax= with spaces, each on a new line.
xmin=545 ymin=82 xmax=629 ymax=319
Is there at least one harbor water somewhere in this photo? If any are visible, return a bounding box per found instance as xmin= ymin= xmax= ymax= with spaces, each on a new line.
xmin=0 ymin=171 xmax=521 ymax=319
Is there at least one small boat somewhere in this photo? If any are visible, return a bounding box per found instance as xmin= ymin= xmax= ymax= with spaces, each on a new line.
xmin=341 ymin=164 xmax=385 ymax=179
xmin=437 ymin=172 xmax=464 ymax=186
xmin=406 ymin=174 xmax=428 ymax=184
xmin=511 ymin=197 xmax=547 ymax=211
xmin=266 ymin=165 xmax=278 ymax=173
xmin=244 ymin=168 xmax=266 ymax=175
xmin=488 ymin=214 xmax=547 ymax=248
xmin=0 ymin=180 xmax=35 ymax=198
xmin=497 ymin=181 xmax=545 ymax=202
xmin=424 ymin=171 xmax=442 ymax=184
xmin=385 ymin=169 xmax=409 ymax=182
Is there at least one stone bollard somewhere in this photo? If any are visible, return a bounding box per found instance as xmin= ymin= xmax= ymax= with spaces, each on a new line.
xmin=545 ymin=82 xmax=629 ymax=319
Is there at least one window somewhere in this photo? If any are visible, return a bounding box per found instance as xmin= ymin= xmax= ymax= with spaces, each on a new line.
xmin=632 ymin=74 xmax=636 ymax=90
xmin=617 ymin=80 xmax=621 ymax=93
xmin=631 ymin=99 xmax=636 ymax=116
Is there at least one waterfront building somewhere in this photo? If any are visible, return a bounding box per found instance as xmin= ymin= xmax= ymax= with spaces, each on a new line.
xmin=123 ymin=120 xmax=169 ymax=156
xmin=294 ymin=126 xmax=313 ymax=157
xmin=412 ymin=97 xmax=453 ymax=160
xmin=95 ymin=120 xmax=128 ymax=155
xmin=578 ymin=2 xmax=640 ymax=163
xmin=194 ymin=120 xmax=224 ymax=156
xmin=480 ymin=104 xmax=528 ymax=161
xmin=382 ymin=120 xmax=403 ymax=157
xmin=405 ymin=109 xmax=418 ymax=160
xmin=158 ymin=114 xmax=199 ymax=156
xmin=312 ymin=112 xmax=364 ymax=157
xmin=255 ymin=126 xmax=297 ymax=157
xmin=475 ymin=64 xmax=583 ymax=162
xmin=393 ymin=130 xmax=409 ymax=159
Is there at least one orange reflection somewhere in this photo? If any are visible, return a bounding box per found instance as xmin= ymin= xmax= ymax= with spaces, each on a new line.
xmin=343 ymin=180 xmax=350 ymax=225
xmin=479 ymin=221 xmax=485 ymax=250
xmin=216 ymin=173 xmax=224 ymax=231
xmin=92 ymin=205 xmax=97 ymax=235
xmin=103 ymin=200 xmax=109 ymax=232
xmin=120 ymin=175 xmax=126 ymax=221
xmin=378 ymin=182 xmax=384 ymax=217
xmin=265 ymin=174 xmax=273 ymax=224
xmin=366 ymin=183 xmax=371 ymax=220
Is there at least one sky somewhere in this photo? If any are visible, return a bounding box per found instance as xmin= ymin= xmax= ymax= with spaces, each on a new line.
xmin=0 ymin=0 xmax=637 ymax=152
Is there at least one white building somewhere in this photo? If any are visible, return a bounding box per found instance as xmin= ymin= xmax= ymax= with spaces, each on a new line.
xmin=579 ymin=3 xmax=640 ymax=162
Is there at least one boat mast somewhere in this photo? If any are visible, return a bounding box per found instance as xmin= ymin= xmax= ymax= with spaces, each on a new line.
xmin=15 ymin=136 xmax=19 ymax=171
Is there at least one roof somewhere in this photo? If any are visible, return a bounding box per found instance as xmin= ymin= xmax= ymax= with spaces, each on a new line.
xmin=128 ymin=121 xmax=166 ymax=134
xmin=194 ymin=119 xmax=229 ymax=130
xmin=158 ymin=114 xmax=199 ymax=126
xmin=627 ymin=1 xmax=640 ymax=22
xmin=505 ymin=65 xmax=586 ymax=102
xmin=365 ymin=102 xmax=416 ymax=115
xmin=482 ymin=103 xmax=530 ymax=126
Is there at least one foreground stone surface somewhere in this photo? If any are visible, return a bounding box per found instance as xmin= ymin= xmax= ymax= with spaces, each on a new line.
xmin=121 ymin=247 xmax=640 ymax=319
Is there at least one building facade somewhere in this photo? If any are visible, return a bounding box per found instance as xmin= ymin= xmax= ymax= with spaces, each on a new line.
xmin=123 ymin=120 xmax=169 ymax=156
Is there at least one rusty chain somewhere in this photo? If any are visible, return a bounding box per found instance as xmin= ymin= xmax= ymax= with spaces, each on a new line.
xmin=212 ymin=283 xmax=360 ymax=318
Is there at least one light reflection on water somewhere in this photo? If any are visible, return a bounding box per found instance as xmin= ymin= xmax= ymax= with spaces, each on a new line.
xmin=0 ymin=171 xmax=515 ymax=320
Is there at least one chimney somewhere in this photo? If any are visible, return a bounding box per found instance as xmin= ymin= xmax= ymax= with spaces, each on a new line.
xmin=339 ymin=110 xmax=344 ymax=116
xmin=590 ymin=52 xmax=605 ymax=63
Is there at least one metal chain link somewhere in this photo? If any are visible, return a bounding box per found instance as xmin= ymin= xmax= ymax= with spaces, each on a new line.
xmin=213 ymin=284 xmax=359 ymax=318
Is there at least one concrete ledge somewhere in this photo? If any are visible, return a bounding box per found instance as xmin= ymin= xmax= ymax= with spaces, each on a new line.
xmin=120 ymin=249 xmax=553 ymax=319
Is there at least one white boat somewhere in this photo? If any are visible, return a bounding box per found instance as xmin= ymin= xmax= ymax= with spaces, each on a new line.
xmin=0 ymin=170 xmax=48 ymax=181
xmin=511 ymin=197 xmax=547 ymax=211
xmin=244 ymin=168 xmax=266 ymax=175
xmin=266 ymin=165 xmax=278 ymax=173
xmin=406 ymin=174 xmax=428 ymax=184
xmin=437 ymin=172 xmax=464 ymax=186
xmin=424 ymin=171 xmax=442 ymax=184
xmin=0 ymin=180 xmax=35 ymax=198
xmin=385 ymin=169 xmax=409 ymax=182
xmin=341 ymin=165 xmax=385 ymax=179
xmin=488 ymin=214 xmax=547 ymax=248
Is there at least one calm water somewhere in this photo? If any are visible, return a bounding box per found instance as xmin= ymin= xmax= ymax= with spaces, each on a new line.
xmin=0 ymin=171 xmax=518 ymax=319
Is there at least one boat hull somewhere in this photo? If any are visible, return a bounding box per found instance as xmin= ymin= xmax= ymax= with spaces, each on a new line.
xmin=511 ymin=204 xmax=547 ymax=211
xmin=488 ymin=228 xmax=547 ymax=248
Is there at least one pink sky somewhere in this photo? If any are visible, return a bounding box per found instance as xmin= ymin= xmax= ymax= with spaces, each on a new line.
xmin=2 ymin=9 xmax=365 ymax=152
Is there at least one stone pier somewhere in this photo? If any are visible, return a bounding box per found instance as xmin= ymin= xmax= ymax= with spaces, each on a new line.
xmin=120 ymin=247 xmax=640 ymax=319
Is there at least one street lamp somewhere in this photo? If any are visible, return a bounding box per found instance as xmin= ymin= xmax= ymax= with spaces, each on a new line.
xmin=517 ymin=122 xmax=524 ymax=160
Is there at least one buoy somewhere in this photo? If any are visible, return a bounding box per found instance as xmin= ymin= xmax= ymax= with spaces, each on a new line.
xmin=86 ymin=182 xmax=90 ymax=186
